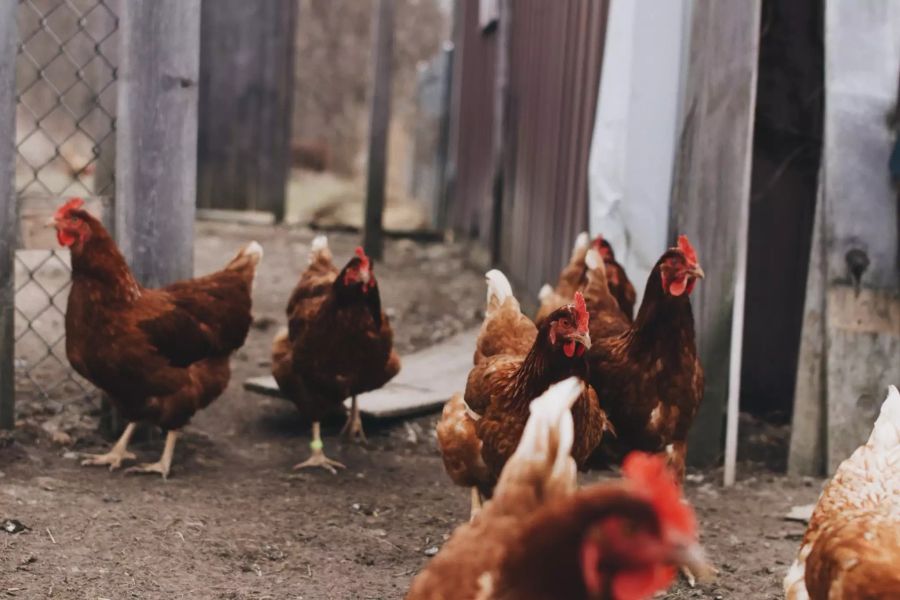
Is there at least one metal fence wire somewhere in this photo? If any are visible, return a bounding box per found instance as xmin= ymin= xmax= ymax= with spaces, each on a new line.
xmin=13 ymin=0 xmax=118 ymax=404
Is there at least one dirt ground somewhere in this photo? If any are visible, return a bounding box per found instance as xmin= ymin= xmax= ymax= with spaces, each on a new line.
xmin=1 ymin=223 xmax=822 ymax=599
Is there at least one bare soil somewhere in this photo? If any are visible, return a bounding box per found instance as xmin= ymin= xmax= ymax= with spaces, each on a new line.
xmin=1 ymin=223 xmax=822 ymax=599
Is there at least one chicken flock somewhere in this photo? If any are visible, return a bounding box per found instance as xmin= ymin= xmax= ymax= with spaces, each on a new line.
xmin=51 ymin=197 xmax=898 ymax=599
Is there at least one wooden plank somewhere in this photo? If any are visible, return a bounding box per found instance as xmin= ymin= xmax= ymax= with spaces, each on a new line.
xmin=0 ymin=1 xmax=17 ymax=429
xmin=669 ymin=0 xmax=761 ymax=468
xmin=244 ymin=329 xmax=479 ymax=420
xmin=820 ymin=1 xmax=900 ymax=473
xmin=196 ymin=0 xmax=296 ymax=221
xmin=116 ymin=0 xmax=202 ymax=287
xmin=788 ymin=180 xmax=828 ymax=476
xmin=363 ymin=0 xmax=395 ymax=261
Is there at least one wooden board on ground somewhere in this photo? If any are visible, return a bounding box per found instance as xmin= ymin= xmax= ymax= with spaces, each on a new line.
xmin=244 ymin=328 xmax=479 ymax=420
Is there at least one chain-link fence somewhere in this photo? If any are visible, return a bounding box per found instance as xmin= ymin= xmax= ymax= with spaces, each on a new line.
xmin=12 ymin=0 xmax=118 ymax=406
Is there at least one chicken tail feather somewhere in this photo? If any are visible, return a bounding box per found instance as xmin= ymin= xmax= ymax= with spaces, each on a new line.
xmin=485 ymin=269 xmax=514 ymax=312
xmin=494 ymin=377 xmax=582 ymax=502
xmin=225 ymin=241 xmax=263 ymax=285
xmin=868 ymin=384 xmax=900 ymax=450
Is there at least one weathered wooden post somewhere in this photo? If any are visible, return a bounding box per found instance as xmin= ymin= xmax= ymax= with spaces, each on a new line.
xmin=116 ymin=0 xmax=201 ymax=287
xmin=197 ymin=0 xmax=297 ymax=221
xmin=789 ymin=1 xmax=900 ymax=476
xmin=363 ymin=0 xmax=395 ymax=261
xmin=669 ymin=0 xmax=761 ymax=476
xmin=0 ymin=1 xmax=18 ymax=430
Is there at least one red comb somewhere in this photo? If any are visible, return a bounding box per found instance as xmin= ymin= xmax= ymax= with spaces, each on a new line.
xmin=55 ymin=197 xmax=85 ymax=219
xmin=622 ymin=452 xmax=695 ymax=537
xmin=354 ymin=246 xmax=370 ymax=270
xmin=677 ymin=235 xmax=697 ymax=265
xmin=573 ymin=292 xmax=589 ymax=333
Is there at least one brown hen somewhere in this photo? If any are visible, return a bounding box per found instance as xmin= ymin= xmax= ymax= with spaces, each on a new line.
xmin=588 ymin=236 xmax=704 ymax=481
xmin=55 ymin=198 xmax=261 ymax=479
xmin=438 ymin=269 xmax=609 ymax=515
xmin=272 ymin=236 xmax=400 ymax=472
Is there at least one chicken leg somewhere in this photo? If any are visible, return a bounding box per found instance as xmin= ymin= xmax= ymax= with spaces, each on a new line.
xmin=340 ymin=395 xmax=367 ymax=443
xmin=469 ymin=487 xmax=483 ymax=521
xmin=81 ymin=422 xmax=137 ymax=471
xmin=294 ymin=422 xmax=346 ymax=474
xmin=124 ymin=430 xmax=178 ymax=480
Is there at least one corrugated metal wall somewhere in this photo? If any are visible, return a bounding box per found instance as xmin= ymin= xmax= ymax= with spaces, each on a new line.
xmin=449 ymin=0 xmax=609 ymax=301
xmin=447 ymin=0 xmax=496 ymax=245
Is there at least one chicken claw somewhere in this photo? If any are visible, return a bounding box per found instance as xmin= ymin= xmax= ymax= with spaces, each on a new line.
xmin=340 ymin=395 xmax=367 ymax=443
xmin=123 ymin=430 xmax=178 ymax=480
xmin=295 ymin=421 xmax=346 ymax=474
xmin=80 ymin=422 xmax=137 ymax=471
xmin=292 ymin=450 xmax=347 ymax=474
xmin=124 ymin=461 xmax=171 ymax=480
xmin=80 ymin=449 xmax=136 ymax=471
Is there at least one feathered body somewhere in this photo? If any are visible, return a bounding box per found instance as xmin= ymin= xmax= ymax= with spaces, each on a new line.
xmin=411 ymin=379 xmax=709 ymax=600
xmin=272 ymin=238 xmax=400 ymax=423
xmin=588 ymin=237 xmax=704 ymax=480
xmin=60 ymin=199 xmax=259 ymax=431
xmin=784 ymin=386 xmax=900 ymax=600
xmin=536 ymin=233 xmax=636 ymax=326
xmin=438 ymin=270 xmax=609 ymax=497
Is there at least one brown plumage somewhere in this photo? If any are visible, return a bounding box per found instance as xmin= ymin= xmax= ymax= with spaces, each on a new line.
xmin=438 ymin=270 xmax=609 ymax=504
xmin=581 ymin=246 xmax=630 ymax=342
xmin=784 ymin=386 xmax=900 ymax=600
xmin=536 ymin=233 xmax=637 ymax=327
xmin=55 ymin=198 xmax=261 ymax=479
xmin=272 ymin=236 xmax=400 ymax=472
xmin=588 ymin=236 xmax=704 ymax=481
xmin=594 ymin=237 xmax=636 ymax=322
xmin=410 ymin=379 xmax=710 ymax=600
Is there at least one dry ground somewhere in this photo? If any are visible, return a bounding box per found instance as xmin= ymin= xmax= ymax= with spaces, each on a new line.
xmin=1 ymin=223 xmax=821 ymax=599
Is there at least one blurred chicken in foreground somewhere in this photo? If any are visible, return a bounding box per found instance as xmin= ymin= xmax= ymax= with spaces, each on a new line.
xmin=272 ymin=236 xmax=400 ymax=473
xmin=410 ymin=377 xmax=711 ymax=600
xmin=55 ymin=198 xmax=261 ymax=479
xmin=784 ymin=385 xmax=900 ymax=600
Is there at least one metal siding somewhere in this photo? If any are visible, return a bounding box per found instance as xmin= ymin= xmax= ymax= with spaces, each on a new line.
xmin=448 ymin=0 xmax=496 ymax=245
xmin=449 ymin=0 xmax=608 ymax=301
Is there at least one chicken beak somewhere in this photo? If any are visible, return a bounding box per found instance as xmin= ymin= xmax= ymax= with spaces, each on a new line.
xmin=670 ymin=542 xmax=715 ymax=583
xmin=689 ymin=266 xmax=705 ymax=280
xmin=571 ymin=331 xmax=591 ymax=351
xmin=44 ymin=216 xmax=58 ymax=229
xmin=360 ymin=269 xmax=371 ymax=285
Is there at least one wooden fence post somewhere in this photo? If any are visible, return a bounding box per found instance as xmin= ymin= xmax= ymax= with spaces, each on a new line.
xmin=669 ymin=0 xmax=761 ymax=471
xmin=116 ymin=0 xmax=201 ymax=287
xmin=789 ymin=1 xmax=900 ymax=475
xmin=363 ymin=0 xmax=395 ymax=261
xmin=197 ymin=0 xmax=297 ymax=221
xmin=0 ymin=1 xmax=18 ymax=430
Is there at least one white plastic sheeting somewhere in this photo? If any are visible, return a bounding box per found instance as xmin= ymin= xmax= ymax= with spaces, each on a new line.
xmin=587 ymin=0 xmax=693 ymax=300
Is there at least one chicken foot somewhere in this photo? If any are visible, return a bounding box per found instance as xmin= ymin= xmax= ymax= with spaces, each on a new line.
xmin=340 ymin=395 xmax=367 ymax=443
xmin=294 ymin=422 xmax=346 ymax=474
xmin=124 ymin=430 xmax=178 ymax=480
xmin=81 ymin=422 xmax=137 ymax=471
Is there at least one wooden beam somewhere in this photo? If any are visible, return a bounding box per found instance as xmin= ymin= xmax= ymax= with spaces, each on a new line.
xmin=363 ymin=0 xmax=395 ymax=261
xmin=116 ymin=0 xmax=201 ymax=287
xmin=819 ymin=1 xmax=900 ymax=473
xmin=196 ymin=0 xmax=297 ymax=221
xmin=0 ymin=1 xmax=17 ymax=430
xmin=669 ymin=0 xmax=761 ymax=469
